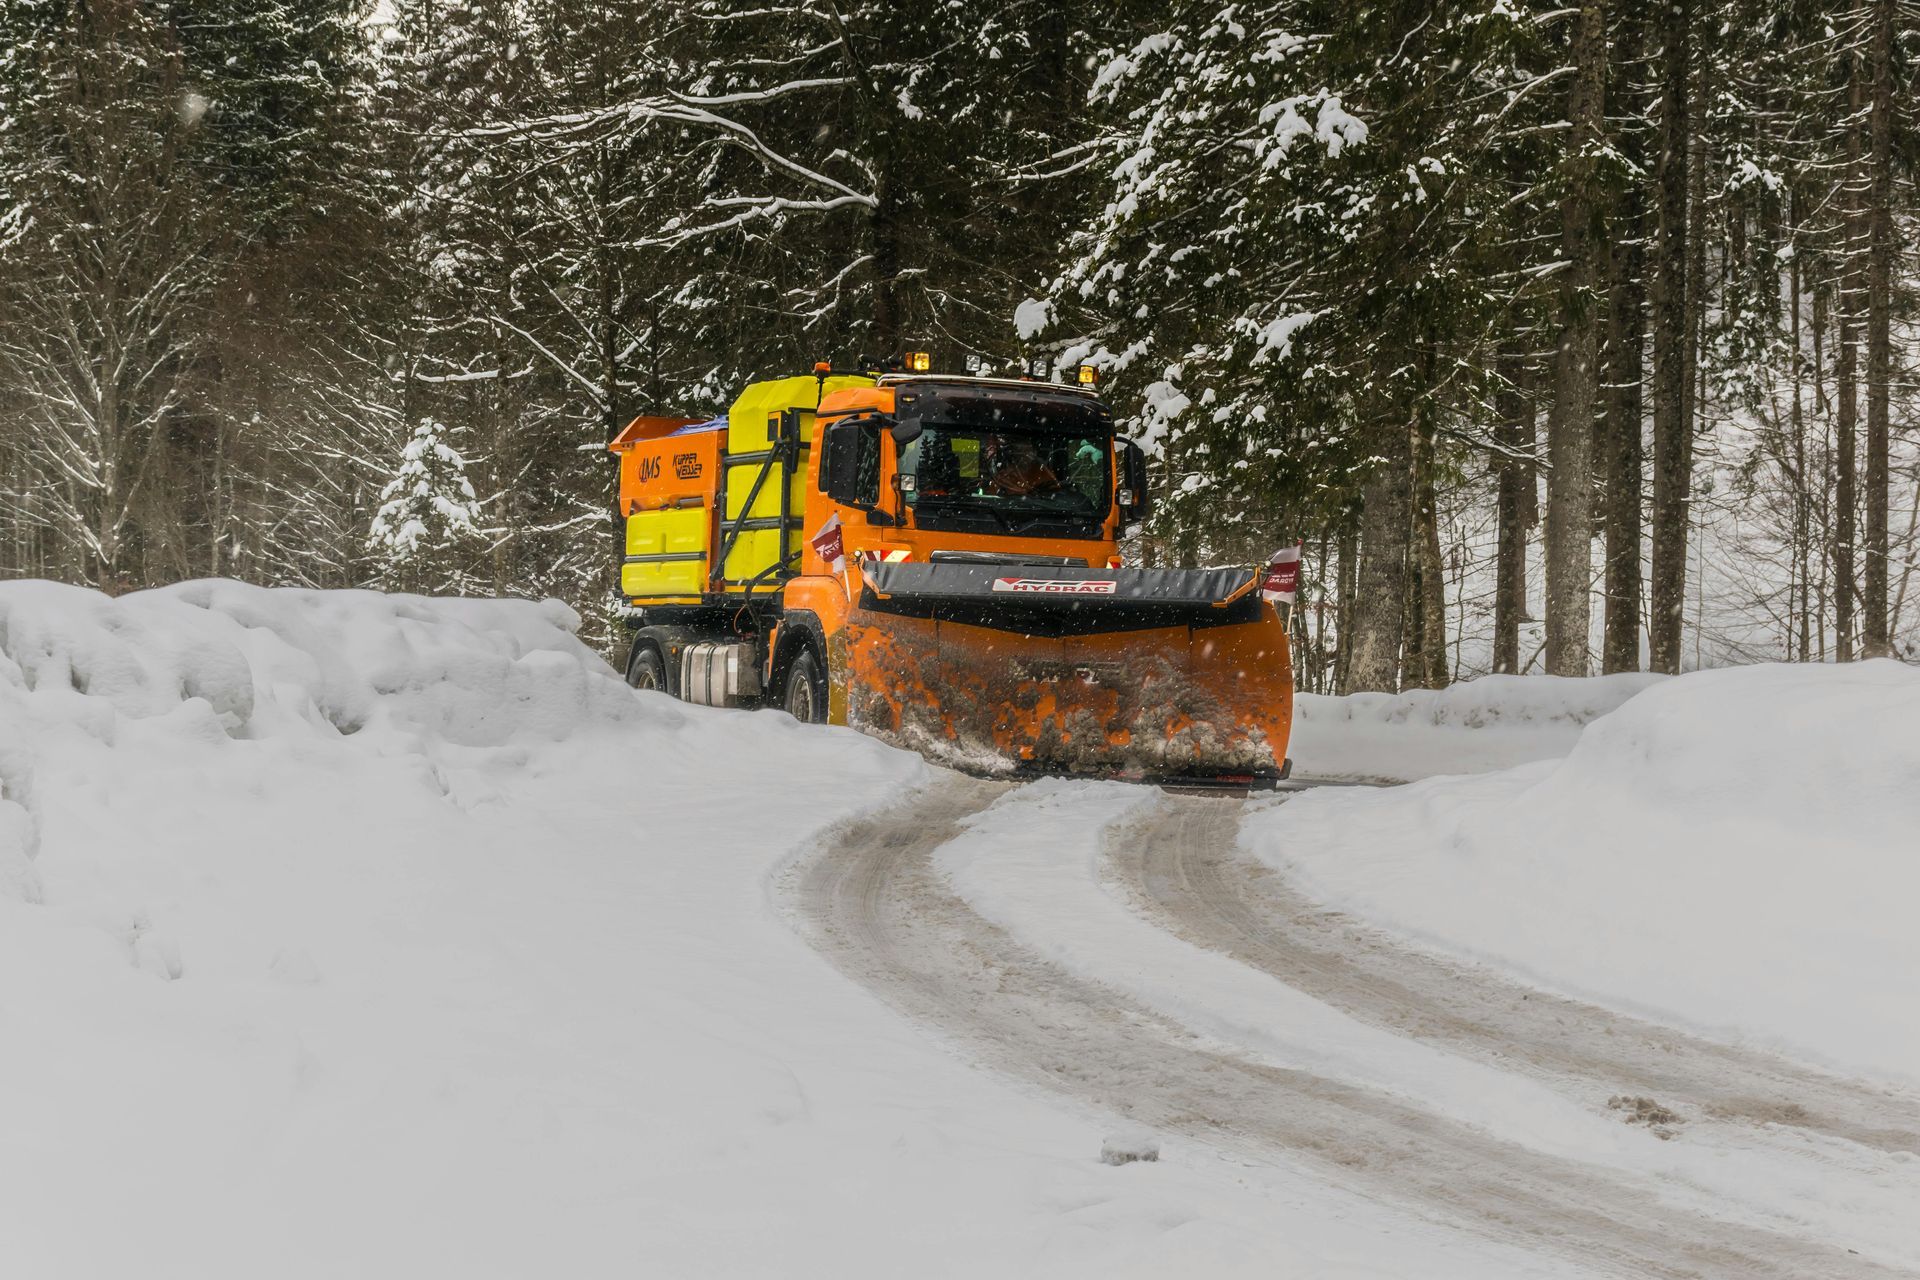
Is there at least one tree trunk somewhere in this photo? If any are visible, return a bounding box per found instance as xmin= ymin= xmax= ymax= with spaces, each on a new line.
xmin=1603 ymin=177 xmax=1646 ymax=673
xmin=1683 ymin=38 xmax=1709 ymax=665
xmin=1600 ymin=4 xmax=1647 ymax=673
xmin=1493 ymin=354 xmax=1532 ymax=674
xmin=1648 ymin=0 xmax=1692 ymax=674
xmin=1812 ymin=283 xmax=1831 ymax=661
xmin=1406 ymin=410 xmax=1449 ymax=689
xmin=870 ymin=147 xmax=903 ymax=352
xmin=1306 ymin=528 xmax=1333 ymax=693
xmin=1347 ymin=434 xmax=1411 ymax=693
xmin=1335 ymin=522 xmax=1359 ymax=692
xmin=1790 ymin=230 xmax=1811 ymax=662
xmin=1835 ymin=58 xmax=1864 ymax=662
xmin=1543 ymin=0 xmax=1606 ymax=677
xmin=1861 ymin=0 xmax=1893 ymax=657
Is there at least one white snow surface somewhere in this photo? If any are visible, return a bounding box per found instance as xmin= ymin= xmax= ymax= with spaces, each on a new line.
xmin=1 ymin=579 xmax=1595 ymax=1279
xmin=1254 ymin=661 xmax=1920 ymax=1087
xmin=1290 ymin=671 xmax=1664 ymax=781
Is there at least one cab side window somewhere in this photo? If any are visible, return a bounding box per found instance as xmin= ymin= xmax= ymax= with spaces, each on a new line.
xmin=854 ymin=430 xmax=880 ymax=506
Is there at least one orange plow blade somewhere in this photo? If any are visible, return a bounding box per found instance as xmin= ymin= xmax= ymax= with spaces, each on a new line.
xmin=840 ymin=562 xmax=1292 ymax=785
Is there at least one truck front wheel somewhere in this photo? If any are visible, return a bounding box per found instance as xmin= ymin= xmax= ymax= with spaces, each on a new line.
xmin=626 ymin=642 xmax=669 ymax=693
xmin=781 ymin=645 xmax=828 ymax=724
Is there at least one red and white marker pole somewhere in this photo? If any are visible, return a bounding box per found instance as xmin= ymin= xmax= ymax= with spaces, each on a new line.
xmin=809 ymin=513 xmax=847 ymax=582
xmin=1261 ymin=542 xmax=1302 ymax=608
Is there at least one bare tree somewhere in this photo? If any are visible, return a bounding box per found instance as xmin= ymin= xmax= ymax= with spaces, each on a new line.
xmin=0 ymin=6 xmax=221 ymax=588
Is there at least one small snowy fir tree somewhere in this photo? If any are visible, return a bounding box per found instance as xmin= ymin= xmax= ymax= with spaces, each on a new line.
xmin=367 ymin=416 xmax=485 ymax=593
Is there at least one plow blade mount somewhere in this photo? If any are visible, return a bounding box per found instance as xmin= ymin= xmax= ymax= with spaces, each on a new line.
xmin=842 ymin=562 xmax=1292 ymax=784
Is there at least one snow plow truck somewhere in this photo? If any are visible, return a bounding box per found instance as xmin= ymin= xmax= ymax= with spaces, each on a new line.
xmin=610 ymin=360 xmax=1293 ymax=787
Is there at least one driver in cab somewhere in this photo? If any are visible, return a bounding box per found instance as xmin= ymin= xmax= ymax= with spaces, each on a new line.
xmin=983 ymin=435 xmax=1060 ymax=497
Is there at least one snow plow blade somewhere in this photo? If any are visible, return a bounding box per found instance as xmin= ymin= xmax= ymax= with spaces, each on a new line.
xmin=839 ymin=561 xmax=1293 ymax=785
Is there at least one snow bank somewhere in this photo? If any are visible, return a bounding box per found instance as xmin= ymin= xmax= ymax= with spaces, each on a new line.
xmin=1253 ymin=662 xmax=1920 ymax=1084
xmin=0 ymin=578 xmax=639 ymax=907
xmin=1290 ymin=671 xmax=1663 ymax=781
xmin=0 ymin=578 xmax=637 ymax=746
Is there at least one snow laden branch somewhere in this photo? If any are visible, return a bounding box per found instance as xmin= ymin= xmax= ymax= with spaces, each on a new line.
xmin=462 ymin=80 xmax=875 ymax=250
xmin=1027 ymin=5 xmax=1371 ymax=539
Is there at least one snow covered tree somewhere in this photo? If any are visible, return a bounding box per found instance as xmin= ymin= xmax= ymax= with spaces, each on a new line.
xmin=1035 ymin=2 xmax=1584 ymax=688
xmin=367 ymin=416 xmax=486 ymax=593
xmin=1030 ymin=5 xmax=1370 ymax=559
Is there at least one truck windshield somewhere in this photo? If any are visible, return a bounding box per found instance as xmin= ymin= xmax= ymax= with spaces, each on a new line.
xmin=899 ymin=425 xmax=1110 ymax=533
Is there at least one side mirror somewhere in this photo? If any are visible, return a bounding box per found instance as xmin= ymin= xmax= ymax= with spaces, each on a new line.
xmin=889 ymin=416 xmax=922 ymax=446
xmin=821 ymin=420 xmax=870 ymax=505
xmin=1118 ymin=439 xmax=1152 ymax=524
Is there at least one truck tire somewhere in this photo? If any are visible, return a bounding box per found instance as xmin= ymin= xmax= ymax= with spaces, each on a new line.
xmin=626 ymin=642 xmax=669 ymax=694
xmin=781 ymin=645 xmax=828 ymax=724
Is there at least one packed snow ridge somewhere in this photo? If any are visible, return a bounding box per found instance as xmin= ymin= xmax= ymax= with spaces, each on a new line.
xmin=1261 ymin=660 xmax=1920 ymax=1085
xmin=1290 ymin=670 xmax=1663 ymax=781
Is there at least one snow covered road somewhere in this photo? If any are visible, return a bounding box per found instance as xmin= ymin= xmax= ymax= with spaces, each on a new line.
xmin=791 ymin=775 xmax=1920 ymax=1279
xmin=1117 ymin=794 xmax=1920 ymax=1156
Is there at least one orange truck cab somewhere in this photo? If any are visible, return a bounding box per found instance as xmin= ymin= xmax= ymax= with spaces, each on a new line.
xmin=611 ymin=366 xmax=1292 ymax=786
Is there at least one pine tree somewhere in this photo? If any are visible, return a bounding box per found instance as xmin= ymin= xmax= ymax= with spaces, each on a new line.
xmin=367 ymin=416 xmax=486 ymax=593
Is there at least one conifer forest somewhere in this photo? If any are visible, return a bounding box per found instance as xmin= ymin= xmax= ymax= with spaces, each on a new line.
xmin=2 ymin=0 xmax=1916 ymax=689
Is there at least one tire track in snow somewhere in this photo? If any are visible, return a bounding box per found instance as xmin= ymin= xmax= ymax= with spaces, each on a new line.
xmin=789 ymin=774 xmax=1909 ymax=1280
xmin=1111 ymin=793 xmax=1920 ymax=1157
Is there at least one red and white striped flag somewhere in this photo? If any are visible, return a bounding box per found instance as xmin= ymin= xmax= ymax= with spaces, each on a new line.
xmin=809 ymin=512 xmax=847 ymax=576
xmin=1261 ymin=543 xmax=1302 ymax=605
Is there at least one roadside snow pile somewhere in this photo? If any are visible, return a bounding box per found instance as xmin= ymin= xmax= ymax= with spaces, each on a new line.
xmin=1290 ymin=671 xmax=1664 ymax=781
xmin=1253 ymin=661 xmax=1920 ymax=1084
xmin=0 ymin=579 xmax=638 ymax=908
xmin=0 ymin=578 xmax=636 ymax=748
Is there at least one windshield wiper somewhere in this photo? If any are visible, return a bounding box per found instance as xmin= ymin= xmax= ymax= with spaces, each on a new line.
xmin=1003 ymin=511 xmax=1098 ymax=535
xmin=915 ymin=495 xmax=1014 ymax=530
xmin=915 ymin=494 xmax=1101 ymax=535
